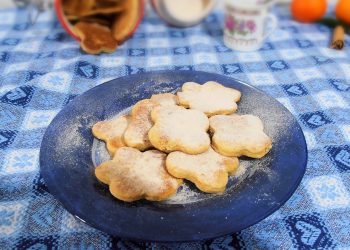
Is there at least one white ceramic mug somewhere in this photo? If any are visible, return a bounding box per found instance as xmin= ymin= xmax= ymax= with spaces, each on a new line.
xmin=152 ymin=0 xmax=218 ymax=27
xmin=223 ymin=0 xmax=277 ymax=52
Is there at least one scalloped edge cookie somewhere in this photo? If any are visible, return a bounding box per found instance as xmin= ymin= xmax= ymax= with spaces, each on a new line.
xmin=148 ymin=106 xmax=210 ymax=154
xmin=166 ymin=147 xmax=239 ymax=193
xmin=124 ymin=93 xmax=177 ymax=151
xmin=177 ymin=81 xmax=241 ymax=117
xmin=209 ymin=114 xmax=272 ymax=158
xmin=92 ymin=115 xmax=130 ymax=156
xmin=95 ymin=147 xmax=182 ymax=202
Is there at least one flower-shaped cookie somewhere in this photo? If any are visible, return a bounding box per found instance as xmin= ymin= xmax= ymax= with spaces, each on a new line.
xmin=166 ymin=147 xmax=239 ymax=193
xmin=95 ymin=147 xmax=182 ymax=202
xmin=92 ymin=115 xmax=130 ymax=156
xmin=148 ymin=106 xmax=210 ymax=154
xmin=74 ymin=22 xmax=118 ymax=54
xmin=177 ymin=81 xmax=241 ymax=117
xmin=150 ymin=93 xmax=178 ymax=107
xmin=209 ymin=114 xmax=272 ymax=158
xmin=124 ymin=93 xmax=177 ymax=151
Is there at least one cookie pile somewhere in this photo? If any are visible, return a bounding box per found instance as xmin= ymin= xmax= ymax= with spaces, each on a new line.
xmin=62 ymin=0 xmax=141 ymax=54
xmin=92 ymin=81 xmax=272 ymax=202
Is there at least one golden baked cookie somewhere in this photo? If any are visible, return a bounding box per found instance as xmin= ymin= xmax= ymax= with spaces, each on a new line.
xmin=74 ymin=22 xmax=118 ymax=54
xmin=150 ymin=93 xmax=178 ymax=107
xmin=148 ymin=106 xmax=210 ymax=154
xmin=124 ymin=93 xmax=177 ymax=151
xmin=111 ymin=0 xmax=141 ymax=43
xmin=209 ymin=114 xmax=272 ymax=158
xmin=177 ymin=81 xmax=241 ymax=117
xmin=166 ymin=147 xmax=239 ymax=193
xmin=95 ymin=147 xmax=182 ymax=202
xmin=63 ymin=0 xmax=123 ymax=20
xmin=92 ymin=115 xmax=130 ymax=156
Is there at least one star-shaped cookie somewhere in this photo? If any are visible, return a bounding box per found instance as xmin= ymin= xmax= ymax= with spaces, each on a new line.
xmin=95 ymin=147 xmax=182 ymax=202
xmin=166 ymin=147 xmax=239 ymax=193
xmin=209 ymin=114 xmax=272 ymax=158
xmin=177 ymin=81 xmax=241 ymax=117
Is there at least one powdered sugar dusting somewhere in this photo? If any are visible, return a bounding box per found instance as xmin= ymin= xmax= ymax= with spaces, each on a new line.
xmin=91 ymin=106 xmax=275 ymax=205
xmin=178 ymin=81 xmax=241 ymax=116
xmin=164 ymin=182 xmax=220 ymax=204
xmin=55 ymin=115 xmax=92 ymax=159
xmin=90 ymin=80 xmax=286 ymax=204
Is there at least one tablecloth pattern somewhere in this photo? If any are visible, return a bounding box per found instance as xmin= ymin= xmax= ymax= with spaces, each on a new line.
xmin=0 ymin=4 xmax=350 ymax=250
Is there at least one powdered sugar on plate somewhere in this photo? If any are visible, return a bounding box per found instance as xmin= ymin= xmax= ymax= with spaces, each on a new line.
xmin=90 ymin=80 xmax=287 ymax=205
xmin=91 ymin=105 xmax=275 ymax=205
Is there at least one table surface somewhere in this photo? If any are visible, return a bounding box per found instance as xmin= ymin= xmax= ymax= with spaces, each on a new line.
xmin=0 ymin=5 xmax=350 ymax=250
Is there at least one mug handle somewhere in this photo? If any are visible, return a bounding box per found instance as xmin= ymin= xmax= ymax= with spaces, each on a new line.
xmin=262 ymin=14 xmax=278 ymax=40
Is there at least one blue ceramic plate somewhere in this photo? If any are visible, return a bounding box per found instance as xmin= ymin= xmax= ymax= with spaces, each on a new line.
xmin=40 ymin=70 xmax=307 ymax=242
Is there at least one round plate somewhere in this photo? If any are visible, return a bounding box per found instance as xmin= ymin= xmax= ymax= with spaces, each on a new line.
xmin=40 ymin=70 xmax=307 ymax=242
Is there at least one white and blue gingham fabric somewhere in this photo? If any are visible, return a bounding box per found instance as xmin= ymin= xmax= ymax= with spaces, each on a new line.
xmin=0 ymin=4 xmax=350 ymax=250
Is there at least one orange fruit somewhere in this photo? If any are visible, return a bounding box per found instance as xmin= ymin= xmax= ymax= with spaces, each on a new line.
xmin=335 ymin=0 xmax=350 ymax=25
xmin=291 ymin=0 xmax=327 ymax=23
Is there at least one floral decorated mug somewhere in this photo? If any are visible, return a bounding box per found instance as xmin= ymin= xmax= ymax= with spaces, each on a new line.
xmin=224 ymin=0 xmax=277 ymax=52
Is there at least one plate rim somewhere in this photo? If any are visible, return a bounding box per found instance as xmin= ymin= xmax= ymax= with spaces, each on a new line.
xmin=40 ymin=70 xmax=308 ymax=242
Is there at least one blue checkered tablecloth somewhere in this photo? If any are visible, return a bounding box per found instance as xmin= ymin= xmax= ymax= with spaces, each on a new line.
xmin=0 ymin=4 xmax=350 ymax=249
